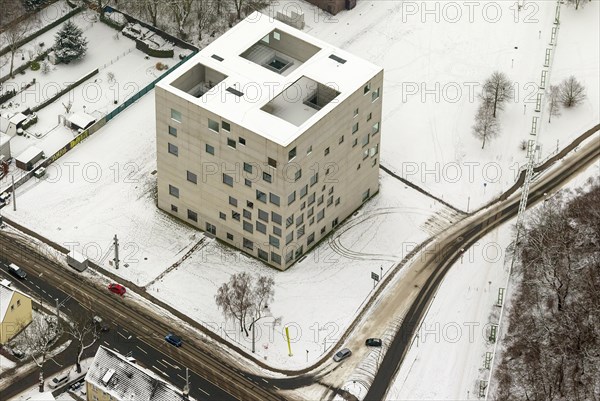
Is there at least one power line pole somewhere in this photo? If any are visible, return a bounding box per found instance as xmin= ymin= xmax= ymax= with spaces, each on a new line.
xmin=113 ymin=234 xmax=119 ymax=269
xmin=11 ymin=175 xmax=16 ymax=211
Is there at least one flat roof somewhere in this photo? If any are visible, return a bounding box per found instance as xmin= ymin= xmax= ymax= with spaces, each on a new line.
xmin=16 ymin=146 xmax=43 ymax=163
xmin=158 ymin=11 xmax=382 ymax=147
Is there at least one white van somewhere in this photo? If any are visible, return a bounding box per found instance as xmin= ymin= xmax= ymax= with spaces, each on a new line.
xmin=49 ymin=372 xmax=70 ymax=389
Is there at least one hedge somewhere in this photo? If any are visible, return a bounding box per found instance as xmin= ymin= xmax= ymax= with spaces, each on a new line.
xmin=31 ymin=68 xmax=98 ymax=112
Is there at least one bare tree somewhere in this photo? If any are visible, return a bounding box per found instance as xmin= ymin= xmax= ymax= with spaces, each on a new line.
xmin=5 ymin=14 xmax=39 ymax=78
xmin=566 ymin=0 xmax=589 ymax=10
xmin=62 ymin=100 xmax=73 ymax=114
xmin=20 ymin=314 xmax=63 ymax=392
xmin=547 ymin=84 xmax=561 ymax=123
xmin=196 ymin=0 xmax=216 ymax=41
xmin=215 ymin=273 xmax=275 ymax=336
xmin=480 ymin=71 xmax=513 ymax=118
xmin=168 ymin=0 xmax=194 ymax=39
xmin=215 ymin=272 xmax=254 ymax=336
xmin=65 ymin=314 xmax=100 ymax=373
xmin=559 ymin=76 xmax=586 ymax=108
xmin=472 ymin=102 xmax=499 ymax=149
xmin=140 ymin=0 xmax=162 ymax=27
xmin=231 ymin=0 xmax=245 ymax=20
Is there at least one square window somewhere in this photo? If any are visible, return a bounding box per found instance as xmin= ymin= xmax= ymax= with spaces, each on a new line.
xmin=288 ymin=147 xmax=297 ymax=161
xmin=258 ymin=209 xmax=269 ymax=222
xmin=286 ymin=214 xmax=294 ymax=228
xmin=258 ymin=249 xmax=269 ymax=261
xmin=288 ymin=191 xmax=296 ymax=205
xmin=362 ymin=134 xmax=370 ymax=147
xmin=256 ymin=221 xmax=267 ymax=234
xmin=363 ymin=149 xmax=369 ymax=160
xmin=243 ymin=221 xmax=253 ymax=233
xmin=263 ymin=172 xmax=272 ymax=183
xmin=307 ymin=145 xmax=312 ymax=155
xmin=327 ymin=196 xmax=333 ymax=206
xmin=335 ymin=197 xmax=341 ymax=206
xmin=222 ymin=121 xmax=231 ymax=131
xmin=308 ymin=193 xmax=315 ymax=206
xmin=169 ymin=185 xmax=179 ymax=198
xmin=353 ymin=138 xmax=358 ymax=147
xmin=270 ymin=193 xmax=280 ymax=206
xmin=332 ymin=218 xmax=339 ymax=228
xmin=256 ymin=190 xmax=267 ymax=203
xmin=367 ymin=112 xmax=372 ymax=121
xmin=245 ymin=178 xmax=252 ymax=187
xmin=307 ymin=233 xmax=315 ymax=246
xmin=208 ymin=118 xmax=219 ymax=132
xmin=296 ymin=214 xmax=304 ymax=226
xmin=300 ymin=201 xmax=306 ymax=211
xmin=207 ymin=222 xmax=216 ymax=235
xmin=353 ymin=108 xmax=359 ymax=117
xmin=220 ymin=212 xmax=227 ymax=220
xmin=372 ymin=88 xmax=380 ymax=102
xmin=295 ymin=246 xmax=303 ymax=258
xmin=269 ymin=235 xmax=280 ymax=248
xmin=232 ymin=211 xmax=240 ymax=221
xmin=329 ymin=186 xmax=334 ymax=195
xmin=269 ymin=211 xmax=282 ymax=225
xmin=307 ymin=207 xmax=314 ymax=217
xmin=206 ymin=144 xmax=214 ymax=155
xmin=364 ymin=83 xmax=371 ymax=94
xmin=372 ymin=122 xmax=380 ymax=135
xmin=372 ymin=158 xmax=377 ymax=167
xmin=271 ymin=252 xmax=281 ymax=264
xmin=227 ymin=233 xmax=234 ymax=240
xmin=243 ymin=209 xmax=252 ymax=219
xmin=243 ymin=238 xmax=254 ymax=250
xmin=362 ymin=189 xmax=370 ymax=202
xmin=239 ymin=137 xmax=246 ymax=145
xmin=352 ymin=122 xmax=359 ymax=134
xmin=309 ymin=216 xmax=314 ymax=225
xmin=171 ymin=204 xmax=178 ymax=212
xmin=273 ymin=226 xmax=282 ymax=236
xmin=227 ymin=138 xmax=236 ymax=148
xmin=339 ymin=135 xmax=344 ymax=144
xmin=223 ymin=174 xmax=234 ymax=187
xmin=229 ymin=196 xmax=237 ymax=207
xmin=247 ymin=200 xmax=254 ymax=209
xmin=297 ymin=225 xmax=305 ymax=238
xmin=295 ymin=169 xmax=302 ymax=181
xmin=168 ymin=125 xmax=177 ymax=136
xmin=321 ymin=226 xmax=326 ymax=234
xmin=171 ymin=109 xmax=182 ymax=122
xmin=310 ymin=173 xmax=318 ymax=186
xmin=168 ymin=143 xmax=178 ymax=156
xmin=300 ymin=185 xmax=308 ymax=198
xmin=317 ymin=209 xmax=325 ymax=222
xmin=273 ymin=31 xmax=281 ymax=40
xmin=286 ymin=232 xmax=294 ymax=245
xmin=268 ymin=157 xmax=277 ymax=168
xmin=187 ymin=171 xmax=197 ymax=184
xmin=244 ymin=162 xmax=253 ymax=173
xmin=318 ymin=195 xmax=324 ymax=205
xmin=187 ymin=209 xmax=198 ymax=222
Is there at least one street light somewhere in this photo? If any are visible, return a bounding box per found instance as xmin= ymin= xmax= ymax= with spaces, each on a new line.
xmin=250 ymin=305 xmax=272 ymax=353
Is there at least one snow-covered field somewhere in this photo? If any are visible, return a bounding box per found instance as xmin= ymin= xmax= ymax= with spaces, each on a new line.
xmin=0 ymin=354 xmax=16 ymax=374
xmin=269 ymin=0 xmax=599 ymax=210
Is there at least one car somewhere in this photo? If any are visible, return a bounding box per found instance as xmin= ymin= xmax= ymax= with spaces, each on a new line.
xmin=365 ymin=338 xmax=382 ymax=347
xmin=108 ymin=283 xmax=126 ymax=296
xmin=333 ymin=348 xmax=352 ymax=362
xmin=70 ymin=382 xmax=82 ymax=391
xmin=165 ymin=333 xmax=183 ymax=347
xmin=8 ymin=263 xmax=26 ymax=279
xmin=11 ymin=348 xmax=24 ymax=359
xmin=49 ymin=372 xmax=70 ymax=389
xmin=93 ymin=316 xmax=110 ymax=332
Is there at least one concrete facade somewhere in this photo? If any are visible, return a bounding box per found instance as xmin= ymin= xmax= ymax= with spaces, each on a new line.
xmin=156 ymin=12 xmax=383 ymax=270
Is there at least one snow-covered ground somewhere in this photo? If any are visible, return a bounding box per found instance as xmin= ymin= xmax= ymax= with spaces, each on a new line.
xmin=268 ymin=0 xmax=599 ymax=210
xmin=0 ymin=354 xmax=16 ymax=374
xmin=384 ymin=158 xmax=599 ymax=401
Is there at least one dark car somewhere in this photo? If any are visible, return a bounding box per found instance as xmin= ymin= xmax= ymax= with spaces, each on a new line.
xmin=93 ymin=316 xmax=109 ymax=332
xmin=165 ymin=333 xmax=183 ymax=347
xmin=8 ymin=263 xmax=27 ymax=279
xmin=365 ymin=338 xmax=383 ymax=347
xmin=333 ymin=348 xmax=352 ymax=362
xmin=108 ymin=283 xmax=126 ymax=296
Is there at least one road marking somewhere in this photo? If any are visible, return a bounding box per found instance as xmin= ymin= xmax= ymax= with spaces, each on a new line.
xmin=117 ymin=331 xmax=128 ymax=339
xmin=152 ymin=366 xmax=169 ymax=378
xmin=261 ymin=378 xmax=268 ymax=383
xmin=157 ymin=359 xmax=168 ymax=369
xmin=135 ymin=346 xmax=147 ymax=354
xmin=197 ymin=387 xmax=210 ymax=396
xmin=177 ymin=373 xmax=185 ymax=381
xmin=274 ymin=385 xmax=280 ymax=390
xmin=161 ymin=359 xmax=180 ymax=370
xmin=103 ymin=341 xmax=109 ymax=346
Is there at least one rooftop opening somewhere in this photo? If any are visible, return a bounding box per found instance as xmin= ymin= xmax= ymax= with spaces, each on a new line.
xmin=261 ymin=76 xmax=340 ymax=126
xmin=328 ymin=54 xmax=346 ymax=64
xmin=171 ymin=63 xmax=227 ymax=98
xmin=211 ymin=54 xmax=224 ymax=61
xmin=240 ymin=29 xmax=321 ymax=76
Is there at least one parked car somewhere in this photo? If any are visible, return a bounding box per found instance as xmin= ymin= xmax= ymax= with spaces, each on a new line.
xmin=165 ymin=333 xmax=183 ymax=347
xmin=108 ymin=283 xmax=126 ymax=296
xmin=70 ymin=382 xmax=82 ymax=391
xmin=93 ymin=315 xmax=110 ymax=332
xmin=49 ymin=372 xmax=70 ymax=389
xmin=8 ymin=263 xmax=26 ymax=279
xmin=365 ymin=338 xmax=382 ymax=347
xmin=11 ymin=348 xmax=24 ymax=359
xmin=333 ymin=348 xmax=352 ymax=362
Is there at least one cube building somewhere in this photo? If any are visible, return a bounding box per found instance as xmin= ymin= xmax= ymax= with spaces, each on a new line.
xmin=155 ymin=12 xmax=383 ymax=270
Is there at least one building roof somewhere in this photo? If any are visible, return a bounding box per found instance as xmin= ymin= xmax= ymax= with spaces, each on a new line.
xmin=9 ymin=113 xmax=27 ymax=125
xmin=0 ymin=281 xmax=31 ymax=322
xmin=157 ymin=11 xmax=382 ymax=147
xmin=68 ymin=250 xmax=87 ymax=263
xmin=86 ymin=346 xmax=193 ymax=401
xmin=0 ymin=117 xmax=9 ymax=134
xmin=0 ymin=132 xmax=11 ymax=146
xmin=67 ymin=113 xmax=96 ymax=130
xmin=15 ymin=146 xmax=43 ymax=164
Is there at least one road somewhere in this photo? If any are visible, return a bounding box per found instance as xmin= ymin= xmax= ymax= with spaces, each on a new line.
xmin=0 ymin=133 xmax=597 ymax=401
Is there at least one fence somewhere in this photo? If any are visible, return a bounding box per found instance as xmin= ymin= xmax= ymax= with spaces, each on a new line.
xmin=31 ymin=68 xmax=99 ymax=112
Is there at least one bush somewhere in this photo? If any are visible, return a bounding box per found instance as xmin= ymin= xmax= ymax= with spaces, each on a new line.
xmin=30 ymin=61 xmax=41 ymax=71
xmin=156 ymin=62 xmax=167 ymax=71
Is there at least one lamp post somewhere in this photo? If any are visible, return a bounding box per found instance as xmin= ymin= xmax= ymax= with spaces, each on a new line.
xmin=251 ymin=306 xmax=272 ymax=353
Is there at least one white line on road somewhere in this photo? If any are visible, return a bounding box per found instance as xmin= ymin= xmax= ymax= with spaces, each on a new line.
xmin=152 ymin=366 xmax=169 ymax=378
xmin=103 ymin=341 xmax=110 ymax=346
xmin=157 ymin=359 xmax=168 ymax=369
xmin=136 ymin=346 xmax=148 ymax=354
xmin=161 ymin=359 xmax=180 ymax=370
xmin=117 ymin=331 xmax=128 ymax=339
xmin=197 ymin=387 xmax=210 ymax=396
xmin=177 ymin=374 xmax=185 ymax=381
xmin=261 ymin=378 xmax=268 ymax=383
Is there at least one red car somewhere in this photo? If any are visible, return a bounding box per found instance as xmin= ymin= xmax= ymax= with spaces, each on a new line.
xmin=108 ymin=283 xmax=126 ymax=296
